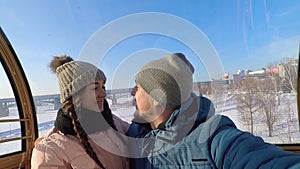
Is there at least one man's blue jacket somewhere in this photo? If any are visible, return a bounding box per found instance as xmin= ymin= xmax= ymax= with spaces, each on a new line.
xmin=126 ymin=94 xmax=300 ymax=169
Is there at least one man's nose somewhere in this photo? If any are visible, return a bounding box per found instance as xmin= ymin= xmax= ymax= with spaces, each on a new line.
xmin=131 ymin=85 xmax=137 ymax=96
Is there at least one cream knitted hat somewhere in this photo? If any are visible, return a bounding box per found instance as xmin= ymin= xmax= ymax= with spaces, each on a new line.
xmin=50 ymin=55 xmax=106 ymax=103
xmin=136 ymin=53 xmax=194 ymax=110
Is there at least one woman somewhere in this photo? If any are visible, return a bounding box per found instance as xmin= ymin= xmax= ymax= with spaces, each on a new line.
xmin=31 ymin=55 xmax=129 ymax=169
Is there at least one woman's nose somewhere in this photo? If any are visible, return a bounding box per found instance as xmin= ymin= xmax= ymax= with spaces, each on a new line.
xmin=97 ymin=88 xmax=107 ymax=98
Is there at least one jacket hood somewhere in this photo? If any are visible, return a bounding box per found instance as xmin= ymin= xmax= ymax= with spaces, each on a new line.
xmin=150 ymin=93 xmax=215 ymax=144
xmin=159 ymin=93 xmax=215 ymax=129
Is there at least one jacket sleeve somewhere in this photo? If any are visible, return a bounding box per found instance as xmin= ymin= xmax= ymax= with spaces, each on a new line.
xmin=31 ymin=143 xmax=69 ymax=169
xmin=208 ymin=115 xmax=300 ymax=169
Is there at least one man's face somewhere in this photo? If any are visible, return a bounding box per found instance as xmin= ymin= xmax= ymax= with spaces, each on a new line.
xmin=133 ymin=84 xmax=152 ymax=113
xmin=132 ymin=84 xmax=167 ymax=124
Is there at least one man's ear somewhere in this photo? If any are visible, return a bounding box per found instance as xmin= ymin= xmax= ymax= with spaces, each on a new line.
xmin=152 ymin=99 xmax=161 ymax=107
xmin=151 ymin=99 xmax=167 ymax=112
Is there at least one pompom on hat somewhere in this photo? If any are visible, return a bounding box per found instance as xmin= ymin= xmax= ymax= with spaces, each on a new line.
xmin=135 ymin=53 xmax=194 ymax=110
xmin=50 ymin=55 xmax=106 ymax=103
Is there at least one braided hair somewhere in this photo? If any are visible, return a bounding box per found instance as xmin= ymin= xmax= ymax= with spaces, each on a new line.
xmin=63 ymin=99 xmax=105 ymax=169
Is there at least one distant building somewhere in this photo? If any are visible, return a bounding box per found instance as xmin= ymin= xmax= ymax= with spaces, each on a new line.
xmin=232 ymin=69 xmax=253 ymax=84
xmin=193 ymin=79 xmax=230 ymax=96
xmin=223 ymin=73 xmax=230 ymax=79
xmin=278 ymin=59 xmax=298 ymax=78
xmin=232 ymin=68 xmax=269 ymax=84
xmin=193 ymin=58 xmax=298 ymax=94
xmin=267 ymin=67 xmax=279 ymax=74
xmin=232 ymin=73 xmax=242 ymax=84
xmin=248 ymin=69 xmax=266 ymax=79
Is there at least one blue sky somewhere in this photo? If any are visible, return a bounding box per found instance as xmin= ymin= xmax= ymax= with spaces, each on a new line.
xmin=0 ymin=0 xmax=300 ymax=97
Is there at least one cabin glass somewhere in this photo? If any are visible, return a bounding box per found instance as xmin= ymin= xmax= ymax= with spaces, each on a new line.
xmin=0 ymin=59 xmax=21 ymax=156
xmin=1 ymin=1 xmax=299 ymax=146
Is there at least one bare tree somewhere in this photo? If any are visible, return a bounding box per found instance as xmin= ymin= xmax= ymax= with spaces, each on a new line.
xmin=210 ymin=80 xmax=227 ymax=108
xmin=281 ymin=94 xmax=295 ymax=143
xmin=278 ymin=58 xmax=298 ymax=93
xmin=286 ymin=114 xmax=292 ymax=143
xmin=197 ymin=83 xmax=211 ymax=96
xmin=235 ymin=77 xmax=261 ymax=134
xmin=266 ymin=67 xmax=281 ymax=105
xmin=257 ymin=77 xmax=279 ymax=137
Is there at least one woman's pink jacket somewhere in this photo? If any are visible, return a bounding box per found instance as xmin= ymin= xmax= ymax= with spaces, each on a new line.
xmin=31 ymin=115 xmax=130 ymax=169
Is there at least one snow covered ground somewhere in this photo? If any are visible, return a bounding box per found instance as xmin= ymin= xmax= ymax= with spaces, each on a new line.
xmin=207 ymin=93 xmax=300 ymax=144
xmin=1 ymin=92 xmax=300 ymax=155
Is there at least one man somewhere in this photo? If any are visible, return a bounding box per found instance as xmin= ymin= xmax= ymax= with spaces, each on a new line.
xmin=126 ymin=53 xmax=300 ymax=169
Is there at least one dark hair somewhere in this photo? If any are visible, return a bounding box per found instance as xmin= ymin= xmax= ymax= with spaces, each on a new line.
xmin=102 ymin=99 xmax=117 ymax=130
xmin=63 ymin=99 xmax=105 ymax=169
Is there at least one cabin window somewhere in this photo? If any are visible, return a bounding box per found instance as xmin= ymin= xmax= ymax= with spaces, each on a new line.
xmin=34 ymin=95 xmax=58 ymax=136
xmin=0 ymin=59 xmax=21 ymax=156
xmin=1 ymin=1 xmax=299 ymax=147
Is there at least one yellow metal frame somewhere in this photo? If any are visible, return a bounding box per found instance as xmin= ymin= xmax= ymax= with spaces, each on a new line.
xmin=0 ymin=27 xmax=38 ymax=169
xmin=298 ymin=45 xmax=300 ymax=134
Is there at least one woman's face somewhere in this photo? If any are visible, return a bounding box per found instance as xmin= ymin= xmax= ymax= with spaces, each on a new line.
xmin=81 ymin=80 xmax=106 ymax=112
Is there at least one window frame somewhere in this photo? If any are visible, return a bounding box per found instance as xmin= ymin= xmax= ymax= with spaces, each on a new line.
xmin=0 ymin=27 xmax=38 ymax=169
xmin=0 ymin=27 xmax=299 ymax=169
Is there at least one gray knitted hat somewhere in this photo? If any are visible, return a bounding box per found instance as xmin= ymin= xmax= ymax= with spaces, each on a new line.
xmin=50 ymin=55 xmax=106 ymax=103
xmin=136 ymin=53 xmax=194 ymax=110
